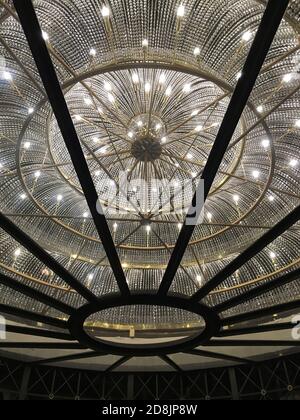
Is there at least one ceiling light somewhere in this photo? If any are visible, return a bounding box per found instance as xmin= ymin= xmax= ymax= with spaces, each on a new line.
xmin=92 ymin=136 xmax=100 ymax=143
xmin=252 ymin=170 xmax=260 ymax=179
xmin=132 ymin=73 xmax=139 ymax=84
xmin=268 ymin=195 xmax=275 ymax=202
xmin=20 ymin=193 xmax=27 ymax=200
xmin=128 ymin=131 xmax=134 ymax=139
xmin=261 ymin=138 xmax=270 ymax=149
xmin=290 ymin=159 xmax=299 ymax=168
xmin=95 ymin=170 xmax=101 ymax=176
xmin=27 ymin=107 xmax=34 ymax=115
xmin=269 ymin=251 xmax=276 ymax=260
xmin=137 ymin=120 xmax=143 ymax=127
xmin=183 ymin=83 xmax=191 ymax=93
xmin=282 ymin=73 xmax=293 ymax=83
xmin=145 ymin=82 xmax=151 ymax=93
xmin=84 ymin=97 xmax=93 ymax=105
xmin=294 ymin=120 xmax=300 ymax=128
xmin=207 ymin=212 xmax=213 ymax=222
xmin=236 ymin=71 xmax=243 ymax=80
xmin=194 ymin=47 xmax=201 ymax=57
xmin=233 ymin=194 xmax=240 ymax=203
xmin=89 ymin=48 xmax=96 ymax=57
xmin=187 ymin=153 xmax=193 ymax=160
xmin=155 ymin=123 xmax=162 ymax=131
xmin=14 ymin=248 xmax=21 ymax=258
xmin=101 ymin=5 xmax=110 ymax=17
xmin=2 ymin=71 xmax=12 ymax=81
xmin=159 ymin=73 xmax=166 ymax=84
xmin=257 ymin=105 xmax=264 ymax=113
xmin=74 ymin=114 xmax=83 ymax=122
xmin=34 ymin=170 xmax=41 ymax=179
xmin=24 ymin=141 xmax=31 ymax=150
xmin=195 ymin=125 xmax=203 ymax=132
xmin=42 ymin=31 xmax=49 ymax=41
xmin=191 ymin=172 xmax=197 ymax=178
xmin=191 ymin=109 xmax=199 ymax=117
xmin=57 ymin=194 xmax=63 ymax=202
xmin=196 ymin=275 xmax=202 ymax=285
xmin=177 ymin=4 xmax=185 ymax=18
xmin=165 ymin=86 xmax=172 ymax=96
xmin=142 ymin=39 xmax=149 ymax=48
xmin=242 ymin=30 xmax=252 ymax=42
xmin=161 ymin=137 xmax=167 ymax=144
xmin=108 ymin=92 xmax=115 ymax=103
xmin=83 ymin=212 xmax=89 ymax=218
xmin=104 ymin=81 xmax=112 ymax=91
xmin=113 ymin=223 xmax=118 ymax=232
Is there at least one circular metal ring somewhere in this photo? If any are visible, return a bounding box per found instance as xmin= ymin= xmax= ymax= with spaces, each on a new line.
xmin=68 ymin=293 xmax=220 ymax=357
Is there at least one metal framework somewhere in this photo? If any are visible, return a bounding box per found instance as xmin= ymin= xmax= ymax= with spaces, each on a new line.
xmin=1 ymin=353 xmax=300 ymax=400
xmin=0 ymin=0 xmax=299 ymax=373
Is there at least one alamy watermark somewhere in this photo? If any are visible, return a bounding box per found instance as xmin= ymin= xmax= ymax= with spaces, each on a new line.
xmin=96 ymin=172 xmax=205 ymax=225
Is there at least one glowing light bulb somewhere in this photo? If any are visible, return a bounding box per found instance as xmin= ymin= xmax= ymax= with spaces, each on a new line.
xmin=23 ymin=141 xmax=31 ymax=150
xmin=20 ymin=193 xmax=27 ymax=200
xmin=290 ymin=159 xmax=299 ymax=168
xmin=83 ymin=212 xmax=89 ymax=218
xmin=14 ymin=248 xmax=21 ymax=258
xmin=242 ymin=30 xmax=252 ymax=42
xmin=104 ymin=81 xmax=112 ymax=92
xmin=283 ymin=73 xmax=293 ymax=83
xmin=159 ymin=73 xmax=166 ymax=84
xmin=261 ymin=138 xmax=270 ymax=149
xmin=268 ymin=195 xmax=275 ymax=202
xmin=137 ymin=120 xmax=143 ymax=127
xmin=27 ymin=107 xmax=34 ymax=115
xmin=257 ymin=105 xmax=264 ymax=113
xmin=196 ymin=275 xmax=202 ymax=285
xmin=128 ymin=131 xmax=134 ymax=139
xmin=84 ymin=97 xmax=93 ymax=106
xmin=155 ymin=123 xmax=162 ymax=131
xmin=183 ymin=83 xmax=191 ymax=93
xmin=177 ymin=4 xmax=185 ymax=18
xmin=194 ymin=47 xmax=201 ymax=57
xmin=57 ymin=194 xmax=63 ymax=203
xmin=233 ymin=194 xmax=240 ymax=203
xmin=142 ymin=39 xmax=149 ymax=48
xmin=145 ymin=82 xmax=151 ymax=93
xmin=161 ymin=137 xmax=167 ymax=144
xmin=89 ymin=48 xmax=96 ymax=57
xmin=236 ymin=71 xmax=243 ymax=81
xmin=270 ymin=251 xmax=276 ymax=260
xmin=165 ymin=86 xmax=172 ymax=96
xmin=107 ymin=93 xmax=115 ymax=103
xmin=34 ymin=170 xmax=41 ymax=179
xmin=195 ymin=125 xmax=203 ymax=133
xmin=101 ymin=5 xmax=110 ymax=17
xmin=146 ymin=225 xmax=151 ymax=234
xmin=132 ymin=73 xmax=139 ymax=84
xmin=42 ymin=31 xmax=49 ymax=41
xmin=252 ymin=170 xmax=260 ymax=179
xmin=2 ymin=71 xmax=12 ymax=81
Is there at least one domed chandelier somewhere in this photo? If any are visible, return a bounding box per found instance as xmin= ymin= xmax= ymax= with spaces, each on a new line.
xmin=0 ymin=0 xmax=299 ymax=371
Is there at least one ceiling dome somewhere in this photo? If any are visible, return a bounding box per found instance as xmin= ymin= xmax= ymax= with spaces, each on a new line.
xmin=0 ymin=0 xmax=299 ymax=371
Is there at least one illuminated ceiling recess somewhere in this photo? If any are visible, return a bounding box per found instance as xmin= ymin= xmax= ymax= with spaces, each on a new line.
xmin=0 ymin=0 xmax=299 ymax=372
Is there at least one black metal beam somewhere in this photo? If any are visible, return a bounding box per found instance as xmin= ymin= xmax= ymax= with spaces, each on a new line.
xmin=0 ymin=342 xmax=87 ymax=349
xmin=13 ymin=0 xmax=130 ymax=297
xmin=34 ymin=351 xmax=103 ymax=366
xmin=221 ymin=299 xmax=300 ymax=327
xmin=206 ymin=340 xmax=300 ymax=347
xmin=6 ymin=325 xmax=74 ymax=341
xmin=217 ymin=323 xmax=295 ymax=337
xmin=105 ymin=356 xmax=132 ymax=373
xmin=185 ymin=349 xmax=251 ymax=365
xmin=0 ymin=272 xmax=74 ymax=315
xmin=215 ymin=267 xmax=300 ymax=313
xmin=160 ymin=355 xmax=183 ymax=372
xmin=0 ymin=303 xmax=67 ymax=329
xmin=158 ymin=0 xmax=289 ymax=296
xmin=192 ymin=204 xmax=300 ymax=302
xmin=0 ymin=213 xmax=98 ymax=305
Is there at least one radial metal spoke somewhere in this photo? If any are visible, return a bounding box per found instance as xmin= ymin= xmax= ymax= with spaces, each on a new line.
xmin=0 ymin=212 xmax=99 ymax=304
xmin=216 ymin=323 xmax=295 ymax=337
xmin=185 ymin=349 xmax=251 ymax=364
xmin=0 ymin=272 xmax=74 ymax=315
xmin=6 ymin=325 xmax=74 ymax=341
xmin=158 ymin=0 xmax=290 ymax=297
xmin=206 ymin=340 xmax=300 ymax=347
xmin=13 ymin=0 xmax=130 ymax=297
xmin=0 ymin=303 xmax=67 ymax=329
xmin=34 ymin=351 xmax=104 ymax=365
xmin=221 ymin=299 xmax=300 ymax=327
xmin=105 ymin=356 xmax=132 ymax=372
xmin=160 ymin=355 xmax=183 ymax=372
xmin=191 ymin=204 xmax=300 ymax=302
xmin=214 ymin=267 xmax=300 ymax=313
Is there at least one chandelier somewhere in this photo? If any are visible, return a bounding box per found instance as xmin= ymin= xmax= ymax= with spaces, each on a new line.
xmin=0 ymin=0 xmax=299 ymax=371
